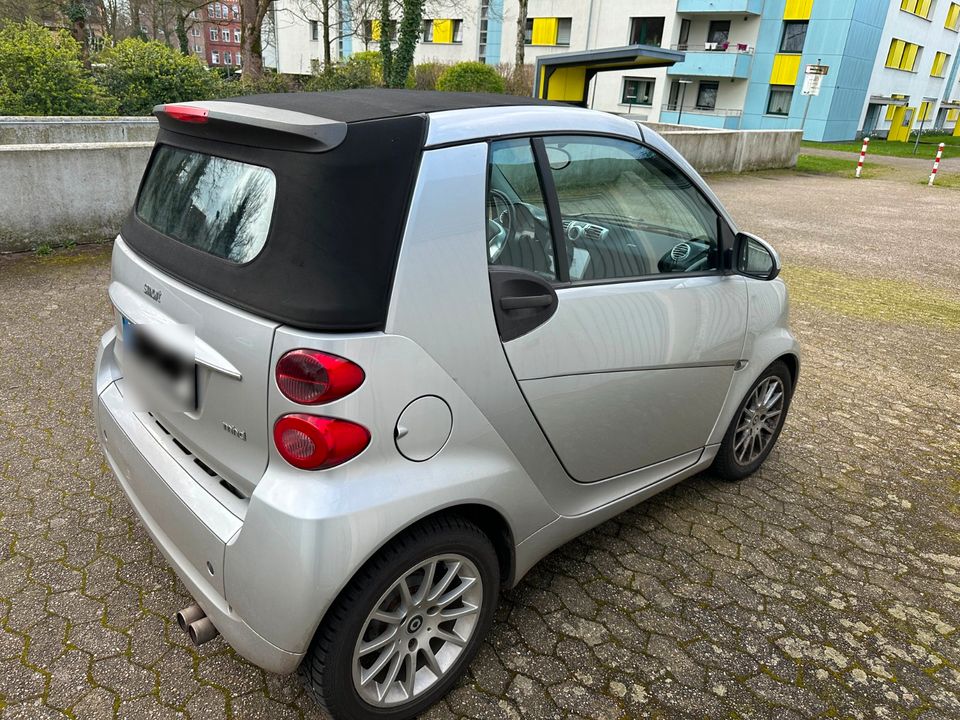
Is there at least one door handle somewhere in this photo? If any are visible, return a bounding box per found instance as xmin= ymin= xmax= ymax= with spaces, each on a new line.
xmin=500 ymin=294 xmax=554 ymax=311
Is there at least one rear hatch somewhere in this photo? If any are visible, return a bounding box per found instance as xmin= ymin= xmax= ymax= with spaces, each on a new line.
xmin=111 ymin=99 xmax=426 ymax=492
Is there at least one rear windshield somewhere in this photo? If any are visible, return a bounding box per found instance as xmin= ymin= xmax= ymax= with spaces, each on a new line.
xmin=137 ymin=145 xmax=276 ymax=264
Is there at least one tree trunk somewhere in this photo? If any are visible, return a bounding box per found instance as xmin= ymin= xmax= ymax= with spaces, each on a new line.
xmin=387 ymin=0 xmax=423 ymax=88
xmin=322 ymin=0 xmax=331 ymax=66
xmin=240 ymin=0 xmax=271 ymax=80
xmin=175 ymin=11 xmax=189 ymax=54
xmin=129 ymin=0 xmax=143 ymax=38
xmin=378 ymin=0 xmax=391 ymax=86
xmin=514 ymin=0 xmax=527 ymax=68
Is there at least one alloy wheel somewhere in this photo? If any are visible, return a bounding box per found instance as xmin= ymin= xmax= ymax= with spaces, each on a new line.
xmin=733 ymin=376 xmax=785 ymax=465
xmin=352 ymin=554 xmax=483 ymax=707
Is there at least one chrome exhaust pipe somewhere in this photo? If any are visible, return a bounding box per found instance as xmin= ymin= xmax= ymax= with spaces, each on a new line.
xmin=176 ymin=603 xmax=205 ymax=633
xmin=188 ymin=616 xmax=220 ymax=646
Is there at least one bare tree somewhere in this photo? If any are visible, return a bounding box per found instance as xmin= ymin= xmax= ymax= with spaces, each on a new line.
xmin=514 ymin=0 xmax=526 ymax=68
xmin=240 ymin=0 xmax=273 ymax=79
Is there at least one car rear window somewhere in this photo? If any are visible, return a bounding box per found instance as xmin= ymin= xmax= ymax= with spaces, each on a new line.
xmin=136 ymin=145 xmax=276 ymax=264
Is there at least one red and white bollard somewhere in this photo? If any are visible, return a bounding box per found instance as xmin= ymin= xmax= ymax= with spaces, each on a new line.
xmin=855 ymin=137 xmax=870 ymax=178
xmin=928 ymin=142 xmax=945 ymax=186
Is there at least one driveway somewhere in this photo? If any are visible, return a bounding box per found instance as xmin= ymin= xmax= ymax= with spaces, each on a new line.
xmin=0 ymin=169 xmax=958 ymax=719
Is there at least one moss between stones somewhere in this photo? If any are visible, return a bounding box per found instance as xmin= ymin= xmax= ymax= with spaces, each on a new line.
xmin=782 ymin=266 xmax=960 ymax=331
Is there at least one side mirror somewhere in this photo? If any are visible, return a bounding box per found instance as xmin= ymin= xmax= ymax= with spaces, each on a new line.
xmin=735 ymin=232 xmax=781 ymax=281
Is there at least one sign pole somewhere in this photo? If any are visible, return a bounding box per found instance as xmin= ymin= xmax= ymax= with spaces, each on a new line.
xmin=799 ymin=58 xmax=826 ymax=140
xmin=929 ymin=142 xmax=945 ymax=185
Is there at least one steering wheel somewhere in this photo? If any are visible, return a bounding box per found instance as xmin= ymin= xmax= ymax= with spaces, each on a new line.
xmin=487 ymin=189 xmax=516 ymax=263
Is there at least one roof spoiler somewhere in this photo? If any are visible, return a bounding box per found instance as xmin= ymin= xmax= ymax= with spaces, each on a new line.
xmin=153 ymin=101 xmax=348 ymax=153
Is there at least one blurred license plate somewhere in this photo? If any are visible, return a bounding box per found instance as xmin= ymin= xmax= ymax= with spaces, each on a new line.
xmin=122 ymin=316 xmax=197 ymax=412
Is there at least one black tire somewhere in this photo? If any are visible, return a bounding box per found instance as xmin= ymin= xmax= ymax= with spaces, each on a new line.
xmin=301 ymin=514 xmax=500 ymax=720
xmin=712 ymin=360 xmax=793 ymax=481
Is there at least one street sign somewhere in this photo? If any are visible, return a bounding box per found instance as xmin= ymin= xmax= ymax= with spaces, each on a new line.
xmin=802 ymin=73 xmax=822 ymax=96
xmin=802 ymin=64 xmax=829 ymax=96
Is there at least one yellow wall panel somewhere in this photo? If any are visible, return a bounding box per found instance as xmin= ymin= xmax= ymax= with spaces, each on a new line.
xmin=784 ymin=0 xmax=814 ymax=20
xmin=947 ymin=4 xmax=960 ymax=31
xmin=770 ymin=54 xmax=802 ymax=85
xmin=545 ymin=66 xmax=586 ymax=102
xmin=532 ymin=17 xmax=558 ymax=45
xmin=432 ymin=18 xmax=452 ymax=43
xmin=917 ymin=0 xmax=932 ymax=17
xmin=886 ymin=39 xmax=905 ymax=68
xmin=902 ymin=43 xmax=918 ymax=71
xmin=948 ymin=109 xmax=959 ymax=121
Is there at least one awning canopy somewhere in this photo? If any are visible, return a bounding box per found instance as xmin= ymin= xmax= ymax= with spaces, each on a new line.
xmin=869 ymin=95 xmax=909 ymax=107
xmin=534 ymin=45 xmax=685 ymax=106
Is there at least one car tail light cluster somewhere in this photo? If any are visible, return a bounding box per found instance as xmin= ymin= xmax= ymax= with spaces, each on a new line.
xmin=274 ymin=350 xmax=369 ymax=470
xmin=160 ymin=104 xmax=209 ymax=124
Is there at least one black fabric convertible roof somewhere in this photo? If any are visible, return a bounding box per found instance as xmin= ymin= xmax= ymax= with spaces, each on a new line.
xmin=220 ymin=88 xmax=557 ymax=124
xmin=123 ymin=90 xmax=559 ymax=331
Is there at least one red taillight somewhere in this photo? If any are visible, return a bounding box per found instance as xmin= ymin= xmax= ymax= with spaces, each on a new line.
xmin=276 ymin=349 xmax=364 ymax=405
xmin=162 ymin=104 xmax=209 ymax=124
xmin=274 ymin=414 xmax=370 ymax=470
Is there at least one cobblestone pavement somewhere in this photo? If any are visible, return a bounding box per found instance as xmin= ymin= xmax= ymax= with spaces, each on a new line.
xmin=1 ymin=170 xmax=958 ymax=719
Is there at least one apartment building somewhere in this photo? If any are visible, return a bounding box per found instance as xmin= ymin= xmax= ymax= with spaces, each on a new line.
xmin=197 ymin=2 xmax=242 ymax=70
xmin=262 ymin=0 xmax=330 ymax=74
xmin=286 ymin=0 xmax=960 ymax=140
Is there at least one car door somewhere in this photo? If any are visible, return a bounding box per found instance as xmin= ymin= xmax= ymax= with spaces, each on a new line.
xmin=486 ymin=135 xmax=748 ymax=483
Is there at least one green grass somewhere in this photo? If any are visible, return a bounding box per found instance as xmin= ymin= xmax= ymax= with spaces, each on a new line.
xmin=795 ymin=153 xmax=887 ymax=178
xmin=922 ymin=171 xmax=960 ymax=189
xmin=802 ymin=134 xmax=959 ymax=159
xmin=782 ymin=265 xmax=960 ymax=330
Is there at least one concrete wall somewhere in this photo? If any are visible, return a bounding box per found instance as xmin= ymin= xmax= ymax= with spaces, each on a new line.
xmin=0 ymin=117 xmax=157 ymax=145
xmin=0 ymin=117 xmax=795 ymax=253
xmin=642 ymin=122 xmax=801 ymax=173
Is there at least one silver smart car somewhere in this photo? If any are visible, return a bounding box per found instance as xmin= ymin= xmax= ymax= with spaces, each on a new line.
xmin=93 ymin=89 xmax=798 ymax=720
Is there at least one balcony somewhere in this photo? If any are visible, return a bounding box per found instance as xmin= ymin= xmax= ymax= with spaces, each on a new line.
xmin=668 ymin=44 xmax=753 ymax=79
xmin=659 ymin=104 xmax=742 ymax=130
xmin=676 ymin=0 xmax=762 ymax=13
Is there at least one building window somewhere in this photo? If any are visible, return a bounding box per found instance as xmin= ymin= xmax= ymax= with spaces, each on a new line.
xmin=767 ymin=85 xmax=793 ymax=115
xmin=525 ymin=17 xmax=572 ymax=46
xmin=192 ymin=26 xmax=199 ymax=37
xmin=780 ymin=21 xmax=807 ymax=53
xmin=214 ymin=3 xmax=222 ymax=18
xmin=931 ymin=51 xmax=950 ymax=77
xmin=209 ymin=28 xmax=217 ymax=41
xmin=919 ymin=100 xmax=934 ymax=121
xmin=422 ymin=18 xmax=462 ymax=43
xmin=234 ymin=29 xmax=241 ymax=42
xmin=900 ymin=0 xmax=933 ymax=19
xmin=222 ymin=28 xmax=230 ymax=42
xmin=622 ymin=77 xmax=655 ymax=105
xmin=885 ymin=38 xmax=922 ymax=71
xmin=948 ymin=3 xmax=960 ymax=30
xmin=211 ymin=50 xmax=219 ymax=64
xmin=629 ymin=17 xmax=664 ymax=47
xmin=696 ymin=81 xmax=719 ymax=110
xmin=310 ymin=20 xmax=319 ymax=40
xmin=232 ymin=4 xmax=239 ymax=18
xmin=224 ymin=51 xmax=232 ymax=64
xmin=365 ymin=19 xmax=396 ymax=42
xmin=707 ymin=20 xmax=730 ymax=46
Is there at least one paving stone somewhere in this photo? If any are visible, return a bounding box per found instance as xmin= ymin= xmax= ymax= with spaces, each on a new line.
xmin=0 ymin=168 xmax=959 ymax=720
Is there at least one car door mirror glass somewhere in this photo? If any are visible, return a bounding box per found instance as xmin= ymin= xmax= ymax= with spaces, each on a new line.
xmin=737 ymin=233 xmax=780 ymax=280
xmin=545 ymin=145 xmax=571 ymax=171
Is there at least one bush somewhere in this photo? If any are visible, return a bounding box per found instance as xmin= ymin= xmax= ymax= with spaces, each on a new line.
xmin=497 ymin=63 xmax=534 ymax=96
xmin=436 ymin=61 xmax=505 ymax=94
xmin=218 ymin=71 xmax=303 ymax=98
xmin=304 ymin=51 xmax=383 ymax=91
xmin=413 ymin=62 xmax=446 ymax=91
xmin=0 ymin=21 xmax=117 ymax=115
xmin=95 ymin=38 xmax=220 ymax=115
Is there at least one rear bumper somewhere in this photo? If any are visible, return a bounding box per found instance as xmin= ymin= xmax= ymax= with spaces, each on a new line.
xmin=94 ymin=330 xmax=303 ymax=674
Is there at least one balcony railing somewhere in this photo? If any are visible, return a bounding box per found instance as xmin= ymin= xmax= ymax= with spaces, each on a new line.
xmin=676 ymin=0 xmax=763 ymax=14
xmin=661 ymin=104 xmax=742 ymax=117
xmin=667 ymin=45 xmax=753 ymax=78
xmin=670 ymin=43 xmax=753 ymax=53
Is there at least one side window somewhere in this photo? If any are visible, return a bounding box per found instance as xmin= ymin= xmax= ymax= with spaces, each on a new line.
xmin=542 ymin=136 xmax=721 ymax=282
xmin=486 ymin=139 xmax=558 ymax=281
